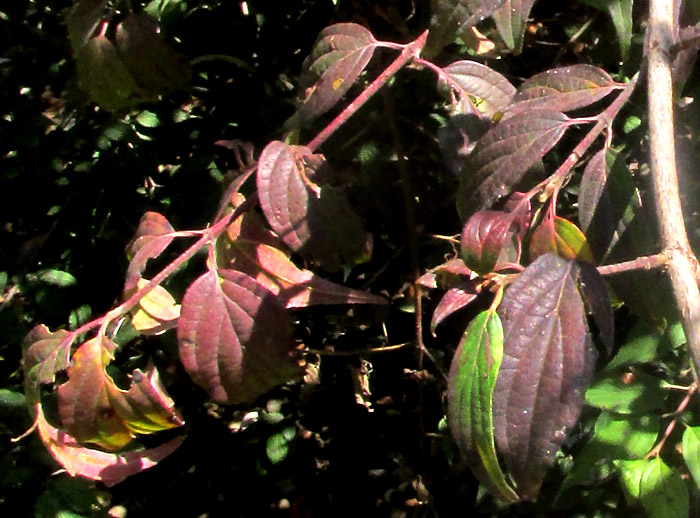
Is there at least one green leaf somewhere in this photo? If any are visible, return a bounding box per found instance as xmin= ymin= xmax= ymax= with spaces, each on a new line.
xmin=266 ymin=426 xmax=296 ymax=465
xmin=615 ymin=458 xmax=647 ymax=502
xmin=492 ymin=0 xmax=536 ymax=54
xmin=38 ymin=269 xmax=78 ymax=288
xmin=682 ymin=426 xmax=700 ymax=490
xmin=581 ymin=0 xmax=634 ymax=59
xmin=604 ymin=320 xmax=683 ymax=371
xmin=447 ymin=310 xmax=519 ymax=502
xmin=640 ymin=457 xmax=688 ymax=518
xmin=585 ymin=371 xmax=666 ymax=413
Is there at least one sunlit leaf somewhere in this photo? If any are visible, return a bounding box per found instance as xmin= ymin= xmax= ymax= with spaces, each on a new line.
xmin=431 ymin=283 xmax=479 ymax=335
xmin=177 ymin=269 xmax=299 ymax=404
xmin=616 ymin=458 xmax=648 ymax=502
xmin=288 ymin=23 xmax=378 ymax=127
xmin=124 ymin=212 xmax=175 ymax=295
xmin=257 ymin=141 xmax=371 ymax=271
xmin=22 ymin=325 xmax=74 ymax=406
xmin=509 ymin=65 xmax=619 ymax=113
xmin=493 ymin=254 xmax=596 ymax=500
xmin=529 ymin=212 xmax=596 ymax=264
xmin=447 ymin=310 xmax=520 ymax=503
xmin=639 ymin=457 xmax=688 ymax=518
xmin=35 ymin=404 xmax=183 ymax=487
xmin=492 ymin=0 xmax=536 ymax=54
xmin=585 ymin=371 xmax=666 ymax=413
xmin=457 ymin=109 xmax=569 ymax=220
xmin=425 ymin=0 xmax=508 ymax=57
xmin=442 ymin=61 xmax=516 ymax=117
xmin=134 ymin=278 xmax=180 ymax=322
xmin=682 ymin=426 xmax=700 ymax=490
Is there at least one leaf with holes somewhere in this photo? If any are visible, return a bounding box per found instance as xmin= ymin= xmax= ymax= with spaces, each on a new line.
xmin=35 ymin=404 xmax=183 ymax=487
xmin=492 ymin=0 xmax=536 ymax=54
xmin=457 ymin=109 xmax=569 ymax=220
xmin=425 ymin=0 xmax=508 ymax=58
xmin=509 ymin=65 xmax=620 ymax=113
xmin=124 ymin=212 xmax=175 ymax=295
xmin=493 ymin=254 xmax=598 ymax=500
xmin=223 ymin=240 xmax=386 ymax=308
xmin=287 ymin=23 xmax=378 ymax=127
xmin=257 ymin=141 xmax=370 ymax=271
xmin=448 ymin=310 xmax=520 ymax=503
xmin=431 ymin=282 xmax=479 ymax=335
xmin=443 ymin=61 xmax=516 ymax=117
xmin=177 ymin=269 xmax=299 ymax=405
xmin=22 ymin=325 xmax=74 ymax=407
xmin=460 ymin=210 xmax=525 ymax=274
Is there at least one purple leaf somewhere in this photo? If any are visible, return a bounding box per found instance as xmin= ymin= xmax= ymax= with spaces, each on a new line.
xmin=288 ymin=23 xmax=378 ymax=127
xmin=456 ymin=109 xmax=569 ymax=220
xmin=124 ymin=212 xmax=175 ymax=295
xmin=257 ymin=141 xmax=371 ymax=271
xmin=493 ymin=254 xmax=597 ymax=500
xmin=177 ymin=269 xmax=299 ymax=405
xmin=492 ymin=0 xmax=536 ymax=54
xmin=425 ymin=0 xmax=509 ymax=57
xmin=431 ymin=283 xmax=479 ymax=335
xmin=443 ymin=61 xmax=517 ymax=117
xmin=509 ymin=65 xmax=619 ymax=113
xmin=461 ymin=210 xmax=525 ymax=274
xmin=438 ymin=114 xmax=493 ymax=176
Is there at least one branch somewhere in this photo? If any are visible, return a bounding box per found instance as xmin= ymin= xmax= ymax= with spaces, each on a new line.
xmin=648 ymin=0 xmax=700 ymax=375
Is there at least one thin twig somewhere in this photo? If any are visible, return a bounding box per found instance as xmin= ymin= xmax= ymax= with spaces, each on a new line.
xmin=646 ymin=381 xmax=697 ymax=458
xmin=597 ymin=251 xmax=672 ymax=276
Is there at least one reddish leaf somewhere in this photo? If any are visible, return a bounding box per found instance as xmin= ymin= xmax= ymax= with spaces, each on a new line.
xmin=22 ymin=325 xmax=74 ymax=406
xmin=492 ymin=0 xmax=537 ymax=54
xmin=509 ymin=65 xmax=619 ymax=113
xmin=493 ymin=254 xmax=597 ymax=500
xmin=257 ymin=141 xmax=371 ymax=271
xmin=431 ymin=283 xmax=479 ymax=335
xmin=461 ymin=210 xmax=524 ymax=274
xmin=529 ymin=211 xmax=595 ymax=264
xmin=224 ymin=240 xmax=386 ymax=308
xmin=288 ymin=23 xmax=378 ymax=127
xmin=425 ymin=0 xmax=508 ymax=57
xmin=36 ymin=405 xmax=183 ymax=487
xmin=456 ymin=109 xmax=569 ymax=219
xmin=124 ymin=211 xmax=175 ymax=295
xmin=177 ymin=269 xmax=299 ymax=404
xmin=443 ymin=61 xmax=516 ymax=117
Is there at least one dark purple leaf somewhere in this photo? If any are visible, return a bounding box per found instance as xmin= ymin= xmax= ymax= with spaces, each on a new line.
xmin=177 ymin=269 xmax=299 ymax=405
xmin=431 ymin=283 xmax=479 ymax=335
xmin=257 ymin=141 xmax=371 ymax=271
xmin=288 ymin=23 xmax=378 ymax=127
xmin=574 ymin=262 xmax=614 ymax=353
xmin=443 ymin=61 xmax=517 ymax=117
xmin=456 ymin=109 xmax=569 ymax=220
xmin=461 ymin=210 xmax=524 ymax=274
xmin=492 ymin=0 xmax=536 ymax=54
xmin=438 ymin=114 xmax=493 ymax=176
xmin=22 ymin=325 xmax=74 ymax=407
xmin=509 ymin=65 xmax=619 ymax=113
xmin=425 ymin=0 xmax=508 ymax=57
xmin=493 ymin=254 xmax=597 ymax=500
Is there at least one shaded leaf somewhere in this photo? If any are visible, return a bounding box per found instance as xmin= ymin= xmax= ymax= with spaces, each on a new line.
xmin=581 ymin=0 xmax=634 ymax=58
xmin=447 ymin=310 xmax=520 ymax=503
xmin=529 ymin=212 xmax=596 ymax=264
xmin=257 ymin=141 xmax=371 ymax=271
xmin=460 ymin=210 xmax=524 ymax=274
xmin=288 ymin=23 xmax=378 ymax=127
xmin=509 ymin=65 xmax=619 ymax=113
xmin=493 ymin=254 xmax=596 ymax=500
xmin=425 ymin=0 xmax=508 ymax=57
xmin=177 ymin=269 xmax=299 ymax=405
xmin=616 ymin=458 xmax=648 ymax=502
xmin=35 ymin=404 xmax=183 ymax=487
xmin=65 ymin=0 xmax=109 ymax=52
xmin=585 ymin=371 xmax=666 ymax=413
xmin=22 ymin=325 xmax=74 ymax=406
xmin=124 ymin=212 xmax=175 ymax=295
xmin=682 ymin=426 xmax=700 ymax=490
xmin=443 ymin=61 xmax=516 ymax=117
xmin=457 ymin=109 xmax=569 ymax=220
xmin=431 ymin=282 xmax=479 ymax=335
xmin=492 ymin=0 xmax=536 ymax=54
xmin=604 ymin=320 xmax=682 ymax=371
xmin=640 ymin=457 xmax=688 ymax=518
xmin=222 ymin=240 xmax=386 ymax=308
xmin=438 ymin=114 xmax=493 ymax=176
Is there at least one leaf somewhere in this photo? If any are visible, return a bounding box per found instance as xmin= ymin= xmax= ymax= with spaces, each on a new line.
xmin=682 ymin=426 xmax=700 ymax=490
xmin=639 ymin=457 xmax=689 ymax=518
xmin=604 ymin=320 xmax=682 ymax=371
xmin=460 ymin=210 xmax=524 ymax=274
xmin=177 ymin=269 xmax=299 ymax=404
xmin=581 ymin=0 xmax=634 ymax=58
xmin=65 ymin=0 xmax=109 ymax=53
xmin=457 ymin=109 xmax=569 ymax=220
xmin=492 ymin=0 xmax=536 ymax=54
xmin=222 ymin=240 xmax=386 ymax=308
xmin=257 ymin=141 xmax=371 ymax=271
xmin=442 ymin=61 xmax=516 ymax=117
xmin=131 ymin=279 xmax=180 ymax=335
xmin=35 ymin=404 xmax=183 ymax=487
xmin=425 ymin=0 xmax=508 ymax=58
xmin=529 ymin=212 xmax=596 ymax=264
xmin=288 ymin=23 xmax=378 ymax=127
xmin=431 ymin=283 xmax=479 ymax=335
xmin=509 ymin=65 xmax=619 ymax=113
xmin=447 ymin=310 xmax=520 ymax=503
xmin=585 ymin=371 xmax=666 ymax=413
xmin=493 ymin=254 xmax=597 ymax=500
xmin=22 ymin=325 xmax=74 ymax=406
xmin=124 ymin=212 xmax=175 ymax=295
xmin=616 ymin=458 xmax=648 ymax=502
